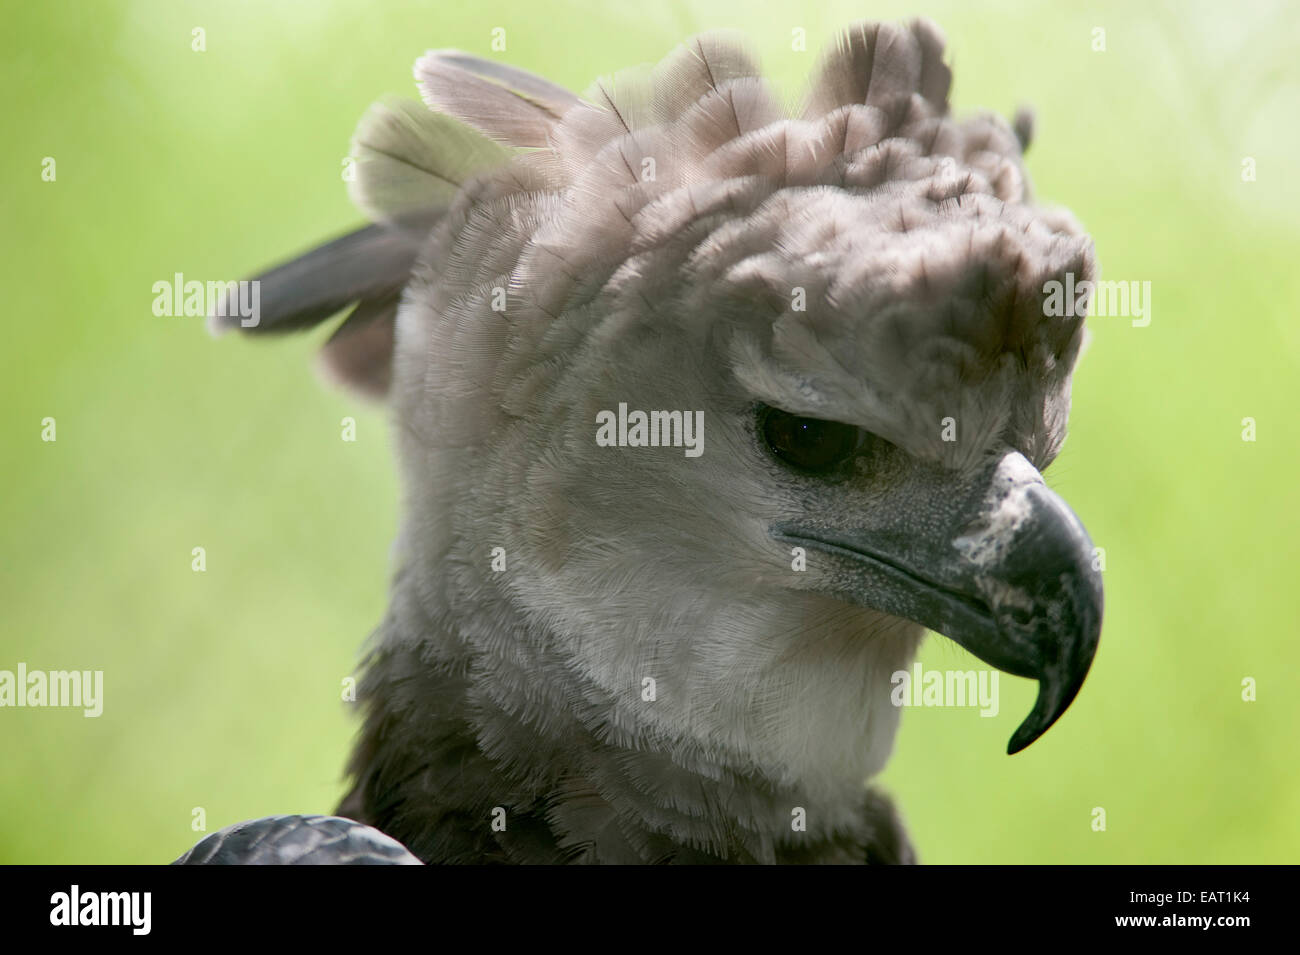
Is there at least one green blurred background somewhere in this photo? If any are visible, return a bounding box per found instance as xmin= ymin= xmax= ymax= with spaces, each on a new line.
xmin=2 ymin=0 xmax=1297 ymax=864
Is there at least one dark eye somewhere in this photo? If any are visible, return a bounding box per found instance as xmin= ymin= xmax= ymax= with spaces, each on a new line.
xmin=760 ymin=407 xmax=870 ymax=473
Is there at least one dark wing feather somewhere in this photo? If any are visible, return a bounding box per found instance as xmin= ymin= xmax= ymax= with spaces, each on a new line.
xmin=317 ymin=289 xmax=403 ymax=399
xmin=208 ymin=221 xmax=432 ymax=336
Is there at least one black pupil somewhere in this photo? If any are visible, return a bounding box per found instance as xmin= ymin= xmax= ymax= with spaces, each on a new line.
xmin=762 ymin=409 xmax=863 ymax=472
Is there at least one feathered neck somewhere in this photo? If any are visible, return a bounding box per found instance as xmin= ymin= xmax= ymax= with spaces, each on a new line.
xmin=337 ymin=566 xmax=916 ymax=864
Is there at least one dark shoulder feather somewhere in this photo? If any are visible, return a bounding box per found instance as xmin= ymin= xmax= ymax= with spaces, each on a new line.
xmin=172 ymin=814 xmax=422 ymax=865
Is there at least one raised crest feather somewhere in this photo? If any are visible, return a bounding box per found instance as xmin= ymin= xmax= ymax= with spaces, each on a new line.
xmin=416 ymin=50 xmax=582 ymax=147
xmin=349 ymin=97 xmax=508 ymax=223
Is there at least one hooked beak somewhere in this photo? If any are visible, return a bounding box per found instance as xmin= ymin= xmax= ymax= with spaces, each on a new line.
xmin=774 ymin=451 xmax=1103 ymax=753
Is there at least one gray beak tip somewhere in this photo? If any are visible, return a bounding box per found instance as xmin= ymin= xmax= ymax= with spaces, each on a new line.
xmin=1007 ymin=713 xmax=1047 ymax=755
xmin=1005 ymin=611 xmax=1101 ymax=755
xmin=1006 ymin=680 xmax=1081 ymax=755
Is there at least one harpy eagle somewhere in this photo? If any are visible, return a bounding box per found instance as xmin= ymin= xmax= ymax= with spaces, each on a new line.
xmin=185 ymin=17 xmax=1103 ymax=865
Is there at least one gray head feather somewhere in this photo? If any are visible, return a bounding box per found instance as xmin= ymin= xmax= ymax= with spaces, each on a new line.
xmin=210 ymin=17 xmax=1102 ymax=864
